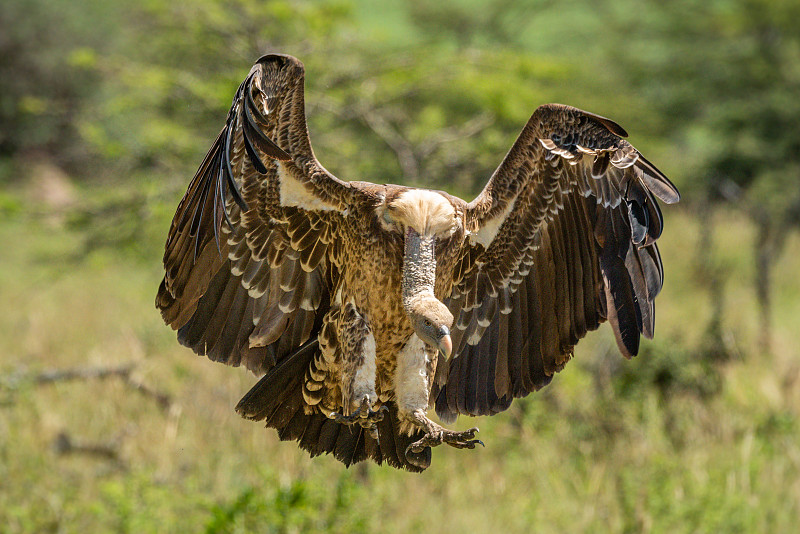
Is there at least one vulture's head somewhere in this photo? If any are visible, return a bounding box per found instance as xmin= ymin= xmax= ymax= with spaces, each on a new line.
xmin=405 ymin=294 xmax=454 ymax=358
xmin=384 ymin=188 xmax=458 ymax=357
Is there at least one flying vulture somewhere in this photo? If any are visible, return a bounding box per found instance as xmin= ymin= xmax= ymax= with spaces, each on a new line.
xmin=156 ymin=54 xmax=680 ymax=471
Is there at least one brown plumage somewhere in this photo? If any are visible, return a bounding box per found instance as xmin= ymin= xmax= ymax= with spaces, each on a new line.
xmin=156 ymin=54 xmax=680 ymax=472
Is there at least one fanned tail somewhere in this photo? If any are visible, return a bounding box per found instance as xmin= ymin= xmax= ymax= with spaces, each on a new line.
xmin=236 ymin=339 xmax=430 ymax=472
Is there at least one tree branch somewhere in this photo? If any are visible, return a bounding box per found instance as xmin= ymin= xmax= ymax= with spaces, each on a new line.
xmin=356 ymin=105 xmax=420 ymax=182
xmin=53 ymin=431 xmax=123 ymax=464
xmin=4 ymin=362 xmax=174 ymax=413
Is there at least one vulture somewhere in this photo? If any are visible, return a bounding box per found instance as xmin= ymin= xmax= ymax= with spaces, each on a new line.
xmin=156 ymin=54 xmax=680 ymax=472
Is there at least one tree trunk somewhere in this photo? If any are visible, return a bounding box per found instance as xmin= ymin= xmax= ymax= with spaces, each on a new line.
xmin=753 ymin=217 xmax=773 ymax=355
xmin=696 ymin=196 xmax=728 ymax=362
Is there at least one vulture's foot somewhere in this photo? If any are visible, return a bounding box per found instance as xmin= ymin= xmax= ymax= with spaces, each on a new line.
xmin=329 ymin=395 xmax=387 ymax=440
xmin=405 ymin=410 xmax=483 ymax=455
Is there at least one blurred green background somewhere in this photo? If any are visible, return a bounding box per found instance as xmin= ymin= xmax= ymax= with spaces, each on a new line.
xmin=2 ymin=0 xmax=799 ymax=532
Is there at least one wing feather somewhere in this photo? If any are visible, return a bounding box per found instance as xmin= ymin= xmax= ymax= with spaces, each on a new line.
xmin=156 ymin=54 xmax=374 ymax=378
xmin=435 ymin=104 xmax=678 ymax=420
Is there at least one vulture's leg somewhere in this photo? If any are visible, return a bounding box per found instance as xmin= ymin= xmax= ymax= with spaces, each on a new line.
xmin=328 ymin=303 xmax=385 ymax=438
xmin=405 ymin=412 xmax=481 ymax=454
xmin=395 ymin=336 xmax=482 ymax=460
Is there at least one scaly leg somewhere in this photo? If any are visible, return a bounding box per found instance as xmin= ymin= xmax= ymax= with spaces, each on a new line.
xmin=395 ymin=334 xmax=483 ymax=462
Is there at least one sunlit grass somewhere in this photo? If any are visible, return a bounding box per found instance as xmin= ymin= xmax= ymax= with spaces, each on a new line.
xmin=1 ymin=193 xmax=799 ymax=532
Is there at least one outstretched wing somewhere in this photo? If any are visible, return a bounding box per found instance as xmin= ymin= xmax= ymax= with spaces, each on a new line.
xmin=434 ymin=103 xmax=679 ymax=421
xmin=156 ymin=54 xmax=367 ymax=376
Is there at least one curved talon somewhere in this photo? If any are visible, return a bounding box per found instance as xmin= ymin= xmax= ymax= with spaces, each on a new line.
xmin=372 ymin=404 xmax=388 ymax=420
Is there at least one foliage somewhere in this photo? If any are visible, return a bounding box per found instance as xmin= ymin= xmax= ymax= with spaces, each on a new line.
xmin=1 ymin=0 xmax=799 ymax=532
xmin=602 ymin=0 xmax=800 ymax=207
xmin=1 ymin=207 xmax=799 ymax=533
xmin=205 ymin=477 xmax=368 ymax=534
xmin=0 ymin=0 xmax=117 ymax=168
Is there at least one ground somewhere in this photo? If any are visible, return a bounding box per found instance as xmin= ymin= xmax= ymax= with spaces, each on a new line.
xmin=1 ymin=183 xmax=799 ymax=532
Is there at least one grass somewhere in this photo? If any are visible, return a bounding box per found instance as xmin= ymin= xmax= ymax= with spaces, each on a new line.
xmin=1 ymin=184 xmax=799 ymax=533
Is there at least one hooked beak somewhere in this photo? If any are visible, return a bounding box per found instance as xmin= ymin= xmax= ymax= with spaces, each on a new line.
xmin=438 ymin=327 xmax=453 ymax=358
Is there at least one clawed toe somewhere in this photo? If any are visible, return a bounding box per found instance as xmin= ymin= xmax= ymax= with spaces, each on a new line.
xmin=329 ymin=396 xmax=387 ymax=434
xmin=406 ymin=426 xmax=483 ymax=455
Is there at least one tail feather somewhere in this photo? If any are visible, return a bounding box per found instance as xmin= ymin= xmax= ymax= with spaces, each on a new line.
xmin=236 ymin=339 xmax=430 ymax=471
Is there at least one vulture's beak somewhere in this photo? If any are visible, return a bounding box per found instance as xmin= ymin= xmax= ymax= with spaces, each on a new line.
xmin=438 ymin=327 xmax=453 ymax=358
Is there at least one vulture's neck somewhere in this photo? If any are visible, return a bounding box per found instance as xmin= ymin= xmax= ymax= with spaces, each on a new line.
xmin=401 ymin=227 xmax=437 ymax=313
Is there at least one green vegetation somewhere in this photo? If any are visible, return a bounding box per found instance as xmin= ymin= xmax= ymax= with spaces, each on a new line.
xmin=1 ymin=0 xmax=799 ymax=532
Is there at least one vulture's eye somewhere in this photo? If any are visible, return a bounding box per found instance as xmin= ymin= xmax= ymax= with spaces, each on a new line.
xmin=423 ymin=319 xmax=432 ymax=327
